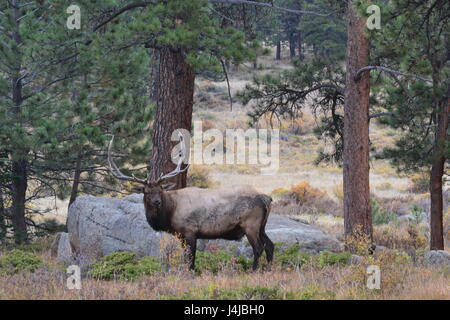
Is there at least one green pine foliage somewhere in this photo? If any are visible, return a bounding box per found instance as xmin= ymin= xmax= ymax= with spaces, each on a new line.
xmin=238 ymin=56 xmax=345 ymax=163
xmin=0 ymin=1 xmax=153 ymax=242
xmin=370 ymin=0 xmax=449 ymax=174
xmin=300 ymin=0 xmax=347 ymax=59
xmin=0 ymin=250 xmax=43 ymax=275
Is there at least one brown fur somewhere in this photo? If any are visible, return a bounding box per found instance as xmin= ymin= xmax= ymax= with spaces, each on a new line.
xmin=143 ymin=184 xmax=274 ymax=270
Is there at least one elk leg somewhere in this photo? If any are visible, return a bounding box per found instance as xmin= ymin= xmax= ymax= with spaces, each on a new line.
xmin=246 ymin=232 xmax=264 ymax=270
xmin=262 ymin=232 xmax=274 ymax=263
xmin=184 ymin=236 xmax=197 ymax=270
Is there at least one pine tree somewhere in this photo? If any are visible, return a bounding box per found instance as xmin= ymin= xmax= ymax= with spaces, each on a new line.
xmin=343 ymin=0 xmax=372 ymax=243
xmin=79 ymin=0 xmax=256 ymax=188
xmin=371 ymin=0 xmax=449 ymax=250
xmin=0 ymin=1 xmax=153 ymax=242
xmin=300 ymin=0 xmax=346 ymax=60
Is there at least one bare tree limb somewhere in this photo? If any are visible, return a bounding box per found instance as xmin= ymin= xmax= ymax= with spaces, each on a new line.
xmin=93 ymin=0 xmax=332 ymax=32
xmin=220 ymin=59 xmax=233 ymax=111
xmin=286 ymin=83 xmax=345 ymax=96
xmin=355 ymin=66 xmax=433 ymax=83
xmin=369 ymin=112 xmax=395 ymax=119
xmin=93 ymin=1 xmax=151 ymax=32
xmin=210 ymin=0 xmax=333 ymax=17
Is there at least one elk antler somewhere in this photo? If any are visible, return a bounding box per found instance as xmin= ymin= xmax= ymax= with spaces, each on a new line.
xmin=108 ymin=136 xmax=147 ymax=185
xmin=157 ymin=131 xmax=190 ymax=183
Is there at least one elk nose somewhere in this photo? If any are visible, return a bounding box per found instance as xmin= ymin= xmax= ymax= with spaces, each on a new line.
xmin=153 ymin=200 xmax=161 ymax=207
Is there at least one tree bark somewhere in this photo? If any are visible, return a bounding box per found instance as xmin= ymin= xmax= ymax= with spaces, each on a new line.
xmin=343 ymin=1 xmax=372 ymax=242
xmin=0 ymin=188 xmax=6 ymax=241
xmin=276 ymin=41 xmax=281 ymax=60
xmin=148 ymin=47 xmax=195 ymax=189
xmin=289 ymin=34 xmax=296 ymax=58
xmin=11 ymin=158 xmax=28 ymax=244
xmin=297 ymin=32 xmax=303 ymax=60
xmin=429 ymin=87 xmax=449 ymax=250
xmin=69 ymin=153 xmax=83 ymax=207
xmin=7 ymin=0 xmax=28 ymax=244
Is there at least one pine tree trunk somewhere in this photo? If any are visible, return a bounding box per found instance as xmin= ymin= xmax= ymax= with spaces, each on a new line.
xmin=149 ymin=49 xmax=160 ymax=102
xmin=289 ymin=35 xmax=296 ymax=58
xmin=429 ymin=88 xmax=449 ymax=250
xmin=297 ymin=32 xmax=302 ymax=59
xmin=276 ymin=41 xmax=281 ymax=60
xmin=0 ymin=188 xmax=6 ymax=241
xmin=149 ymin=47 xmax=195 ymax=189
xmin=9 ymin=0 xmax=28 ymax=244
xmin=69 ymin=153 xmax=82 ymax=207
xmin=11 ymin=158 xmax=28 ymax=244
xmin=343 ymin=1 xmax=372 ymax=243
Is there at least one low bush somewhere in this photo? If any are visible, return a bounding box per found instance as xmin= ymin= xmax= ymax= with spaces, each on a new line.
xmin=0 ymin=250 xmax=43 ymax=274
xmin=171 ymin=284 xmax=335 ymax=300
xmin=274 ymin=243 xmax=310 ymax=268
xmin=314 ymin=251 xmax=351 ymax=268
xmin=409 ymin=205 xmax=425 ymax=225
xmin=272 ymin=182 xmax=342 ymax=217
xmin=270 ymin=187 xmax=290 ymax=198
xmin=274 ymin=244 xmax=350 ymax=269
xmin=290 ymin=182 xmax=325 ymax=204
xmin=195 ymin=250 xmax=252 ymax=274
xmin=36 ymin=218 xmax=66 ymax=235
xmin=89 ymin=252 xmax=161 ymax=281
xmin=408 ymin=173 xmax=429 ymax=194
xmin=187 ymin=166 xmax=215 ymax=189
xmin=371 ymin=199 xmax=397 ymax=225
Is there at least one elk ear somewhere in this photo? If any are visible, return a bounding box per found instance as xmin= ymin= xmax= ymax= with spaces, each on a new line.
xmin=132 ymin=185 xmax=145 ymax=194
xmin=161 ymin=183 xmax=176 ymax=191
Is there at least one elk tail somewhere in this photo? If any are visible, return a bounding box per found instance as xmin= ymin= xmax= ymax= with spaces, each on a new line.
xmin=259 ymin=195 xmax=272 ymax=249
xmin=260 ymin=194 xmax=272 ymax=215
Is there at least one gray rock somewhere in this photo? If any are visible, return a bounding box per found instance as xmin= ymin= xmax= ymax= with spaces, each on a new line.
xmin=424 ymin=250 xmax=450 ymax=266
xmin=397 ymin=214 xmax=412 ymax=225
xmin=51 ymin=232 xmax=73 ymax=263
xmin=349 ymin=254 xmax=363 ymax=265
xmin=66 ymin=194 xmax=343 ymax=260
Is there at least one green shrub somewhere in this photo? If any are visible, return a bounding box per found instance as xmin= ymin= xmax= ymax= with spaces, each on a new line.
xmin=408 ymin=173 xmax=429 ymax=193
xmin=224 ymin=286 xmax=283 ymax=300
xmin=89 ymin=252 xmax=161 ymax=281
xmin=274 ymin=243 xmax=311 ymax=267
xmin=0 ymin=250 xmax=43 ymax=274
xmin=175 ymin=285 xmax=285 ymax=300
xmin=292 ymin=285 xmax=336 ymax=300
xmin=187 ymin=166 xmax=214 ymax=188
xmin=371 ymin=199 xmax=397 ymax=225
xmin=270 ymin=187 xmax=290 ymax=198
xmin=409 ymin=205 xmax=424 ymax=225
xmin=38 ymin=218 xmax=66 ymax=235
xmin=168 ymin=285 xmax=335 ymax=300
xmin=314 ymin=251 xmax=351 ymax=267
xmin=195 ymin=250 xmax=251 ymax=274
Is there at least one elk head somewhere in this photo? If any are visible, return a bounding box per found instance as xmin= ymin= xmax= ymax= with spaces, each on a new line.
xmin=107 ymin=133 xmax=189 ymax=229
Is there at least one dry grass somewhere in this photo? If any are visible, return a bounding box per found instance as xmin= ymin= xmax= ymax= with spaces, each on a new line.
xmin=12 ymin=46 xmax=448 ymax=301
xmin=0 ymin=250 xmax=448 ymax=300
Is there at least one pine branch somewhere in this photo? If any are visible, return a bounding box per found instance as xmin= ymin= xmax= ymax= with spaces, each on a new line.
xmin=93 ymin=1 xmax=151 ymax=31
xmin=220 ymin=59 xmax=233 ymax=111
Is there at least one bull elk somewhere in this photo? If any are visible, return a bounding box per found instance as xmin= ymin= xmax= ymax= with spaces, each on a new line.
xmin=107 ymin=134 xmax=274 ymax=270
